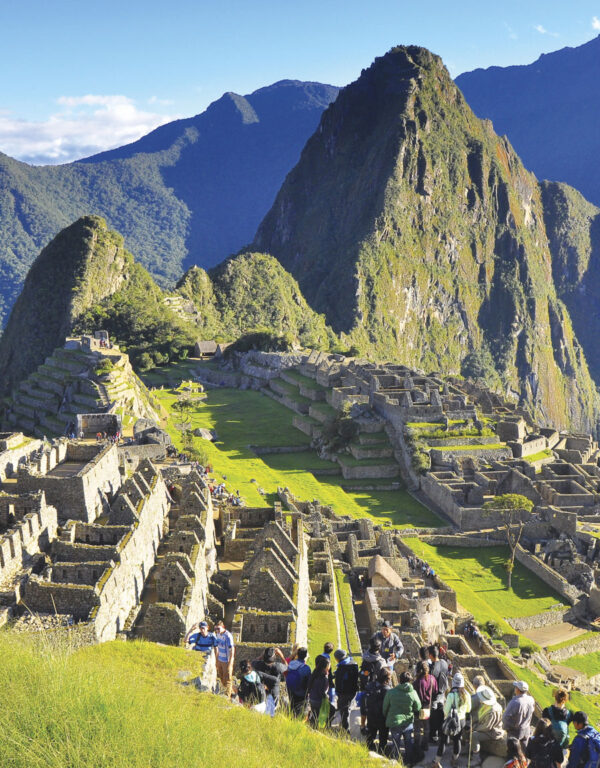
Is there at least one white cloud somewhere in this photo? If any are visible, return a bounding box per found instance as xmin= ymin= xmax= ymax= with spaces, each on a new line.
xmin=0 ymin=94 xmax=179 ymax=165
xmin=593 ymin=16 xmax=600 ymax=30
xmin=504 ymin=22 xmax=518 ymax=40
xmin=534 ymin=23 xmax=559 ymax=37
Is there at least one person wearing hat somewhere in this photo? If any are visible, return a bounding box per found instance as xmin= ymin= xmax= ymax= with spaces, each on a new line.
xmin=502 ymin=681 xmax=535 ymax=749
xmin=471 ymin=685 xmax=507 ymax=764
xmin=438 ymin=671 xmax=471 ymax=766
xmin=372 ymin=620 xmax=404 ymax=670
xmin=253 ymin=646 xmax=288 ymax=708
xmin=333 ymin=649 xmax=359 ymax=731
xmin=184 ymin=620 xmax=217 ymax=654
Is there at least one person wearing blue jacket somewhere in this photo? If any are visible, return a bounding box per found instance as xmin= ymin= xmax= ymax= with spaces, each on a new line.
xmin=286 ymin=647 xmax=311 ymax=716
xmin=566 ymin=711 xmax=600 ymax=768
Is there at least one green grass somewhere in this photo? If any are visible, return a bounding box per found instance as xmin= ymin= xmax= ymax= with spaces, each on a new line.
xmin=406 ymin=540 xmax=566 ymax=645
xmin=0 ymin=633 xmax=379 ymax=768
xmin=523 ymin=449 xmax=553 ymax=463
xmin=564 ymin=649 xmax=600 ymax=678
xmin=156 ymin=387 xmax=442 ymax=528
xmin=307 ymin=608 xmax=339 ymax=661
xmin=282 ymin=370 xmax=326 ymax=391
xmin=336 ymin=454 xmax=398 ymax=467
xmin=335 ymin=570 xmax=362 ymax=657
xmin=545 ymin=631 xmax=596 ymax=652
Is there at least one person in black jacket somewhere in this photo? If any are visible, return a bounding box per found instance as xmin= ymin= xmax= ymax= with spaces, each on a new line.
xmin=526 ymin=718 xmax=563 ymax=768
xmin=365 ymin=668 xmax=393 ymax=754
xmin=333 ymin=649 xmax=359 ymax=731
xmin=360 ymin=638 xmax=387 ymax=733
xmin=237 ymin=660 xmax=266 ymax=707
xmin=428 ymin=644 xmax=449 ymax=745
xmin=253 ymin=646 xmax=287 ymax=708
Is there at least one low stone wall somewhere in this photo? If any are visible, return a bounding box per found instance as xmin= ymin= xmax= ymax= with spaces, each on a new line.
xmin=514 ymin=545 xmax=582 ymax=605
xmin=508 ymin=607 xmax=572 ymax=632
xmin=0 ymin=438 xmax=43 ymax=480
xmin=547 ymin=632 xmax=600 ymax=662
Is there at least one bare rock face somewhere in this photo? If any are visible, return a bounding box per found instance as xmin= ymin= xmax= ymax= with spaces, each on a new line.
xmin=254 ymin=46 xmax=600 ymax=432
xmin=0 ymin=216 xmax=130 ymax=397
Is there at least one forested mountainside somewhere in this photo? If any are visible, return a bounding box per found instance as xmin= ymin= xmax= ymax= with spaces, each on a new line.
xmin=456 ymin=36 xmax=600 ymax=207
xmin=253 ymin=45 xmax=600 ymax=432
xmin=0 ymin=80 xmax=337 ymax=324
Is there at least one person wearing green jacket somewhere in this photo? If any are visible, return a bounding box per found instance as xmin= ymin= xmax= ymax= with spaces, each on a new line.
xmin=383 ymin=671 xmax=421 ymax=764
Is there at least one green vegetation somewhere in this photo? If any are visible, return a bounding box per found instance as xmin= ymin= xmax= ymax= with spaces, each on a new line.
xmin=523 ymin=449 xmax=554 ymax=463
xmin=406 ymin=539 xmax=566 ymax=646
xmin=482 ymin=494 xmax=534 ymax=590
xmin=155 ymin=382 xmax=441 ymax=528
xmin=0 ymin=633 xmax=379 ymax=768
xmin=307 ymin=609 xmax=339 ymax=661
xmin=335 ymin=569 xmax=362 ymax=657
xmin=563 ymin=649 xmax=600 ymax=678
xmin=545 ymin=632 xmax=596 ymax=653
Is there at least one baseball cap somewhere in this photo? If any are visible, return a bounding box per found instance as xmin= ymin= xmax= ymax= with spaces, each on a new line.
xmin=199 ymin=621 xmax=208 ymax=628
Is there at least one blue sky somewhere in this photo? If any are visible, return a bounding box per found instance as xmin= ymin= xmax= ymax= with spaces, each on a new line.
xmin=1 ymin=0 xmax=599 ymax=163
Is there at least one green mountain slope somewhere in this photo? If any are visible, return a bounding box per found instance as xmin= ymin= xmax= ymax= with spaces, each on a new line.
xmin=0 ymin=81 xmax=337 ymax=324
xmin=253 ymin=46 xmax=600 ymax=431
xmin=177 ymin=253 xmax=334 ymax=348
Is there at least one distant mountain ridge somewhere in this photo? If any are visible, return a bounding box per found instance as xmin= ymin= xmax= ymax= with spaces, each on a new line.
xmin=456 ymin=35 xmax=600 ymax=207
xmin=0 ymin=79 xmax=338 ymax=323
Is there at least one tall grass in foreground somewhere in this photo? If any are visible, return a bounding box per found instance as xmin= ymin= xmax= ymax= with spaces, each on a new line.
xmin=0 ymin=633 xmax=380 ymax=768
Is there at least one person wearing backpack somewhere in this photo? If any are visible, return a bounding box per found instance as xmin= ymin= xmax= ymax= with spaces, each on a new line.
xmin=429 ymin=644 xmax=449 ymax=746
xmin=566 ymin=711 xmax=600 ymax=768
xmin=365 ymin=668 xmax=393 ymax=754
xmin=253 ymin=646 xmax=287 ymax=709
xmin=526 ymin=718 xmax=564 ymax=768
xmin=543 ymin=687 xmax=573 ymax=755
xmin=237 ymin=660 xmax=266 ymax=709
xmin=438 ymin=672 xmax=471 ymax=767
xmin=333 ymin=649 xmax=359 ymax=731
xmin=359 ymin=638 xmax=386 ymax=733
xmin=413 ymin=660 xmax=438 ymax=754
xmin=306 ymin=654 xmax=334 ymax=728
xmin=286 ymin=647 xmax=311 ymax=716
xmin=383 ymin=670 xmax=421 ymax=764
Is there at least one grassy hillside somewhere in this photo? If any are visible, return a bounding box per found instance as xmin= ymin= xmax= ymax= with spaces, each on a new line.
xmin=0 ymin=633 xmax=379 ymax=768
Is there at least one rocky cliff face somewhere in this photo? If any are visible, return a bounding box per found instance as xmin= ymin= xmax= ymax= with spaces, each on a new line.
xmin=0 ymin=216 xmax=130 ymax=397
xmin=254 ymin=46 xmax=599 ymax=431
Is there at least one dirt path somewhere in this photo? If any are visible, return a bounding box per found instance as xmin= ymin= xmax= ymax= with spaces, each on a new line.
xmin=522 ymin=621 xmax=587 ymax=647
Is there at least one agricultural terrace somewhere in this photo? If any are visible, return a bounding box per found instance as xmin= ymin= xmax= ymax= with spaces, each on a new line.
xmin=407 ymin=540 xmax=567 ymax=646
xmin=154 ymin=384 xmax=442 ymax=529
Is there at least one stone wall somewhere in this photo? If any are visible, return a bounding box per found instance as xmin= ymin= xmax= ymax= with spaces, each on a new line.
xmin=0 ymin=492 xmax=58 ymax=583
xmin=0 ymin=437 xmax=43 ymax=481
xmin=508 ymin=607 xmax=572 ymax=633
xmin=547 ymin=632 xmax=600 ymax=662
xmin=514 ymin=545 xmax=583 ymax=605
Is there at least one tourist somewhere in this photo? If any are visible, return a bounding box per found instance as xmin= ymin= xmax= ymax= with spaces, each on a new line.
xmin=359 ymin=638 xmax=386 ymax=732
xmin=253 ymin=646 xmax=288 ymax=708
xmin=470 ymin=674 xmax=486 ymax=721
xmin=428 ymin=644 xmax=449 ymax=745
xmin=365 ymin=667 xmax=393 ymax=754
xmin=437 ymin=671 xmax=471 ymax=766
xmin=383 ymin=670 xmax=421 ymax=763
xmin=542 ymin=688 xmax=573 ymax=753
xmin=184 ymin=620 xmax=216 ymax=654
xmin=237 ymin=660 xmax=266 ymax=709
xmin=333 ymin=649 xmax=359 ymax=731
xmin=413 ymin=659 xmax=438 ymax=754
xmin=504 ymin=736 xmax=528 ymax=768
xmin=526 ymin=718 xmax=564 ymax=768
xmin=470 ymin=685 xmax=507 ymax=765
xmin=566 ymin=711 xmax=600 ymax=768
xmin=322 ymin=642 xmax=336 ymax=703
xmin=502 ymin=681 xmax=535 ymax=749
xmin=213 ymin=620 xmax=235 ymax=698
xmin=286 ymin=647 xmax=311 ymax=716
xmin=306 ymin=654 xmax=333 ymax=728
xmin=372 ymin=620 xmax=404 ymax=669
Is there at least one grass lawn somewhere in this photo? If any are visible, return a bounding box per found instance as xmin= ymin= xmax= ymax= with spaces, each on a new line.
xmin=523 ymin=449 xmax=553 ymax=463
xmin=156 ymin=387 xmax=443 ymax=528
xmin=406 ymin=540 xmax=566 ymax=643
xmin=0 ymin=634 xmax=379 ymax=768
xmin=307 ymin=608 xmax=339 ymax=661
xmin=282 ymin=370 xmax=326 ymax=391
xmin=335 ymin=569 xmax=362 ymax=657
xmin=563 ymin=649 xmax=600 ymax=678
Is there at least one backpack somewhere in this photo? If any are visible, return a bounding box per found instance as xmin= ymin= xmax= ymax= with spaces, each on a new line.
xmin=442 ymin=693 xmax=461 ymax=737
xmin=583 ymin=730 xmax=600 ymax=768
xmin=335 ymin=663 xmax=359 ymax=696
xmin=240 ymin=676 xmax=266 ymax=704
xmin=286 ymin=664 xmax=309 ymax=697
xmin=528 ymin=738 xmax=558 ymax=768
xmin=548 ymin=709 xmax=569 ymax=748
xmin=360 ymin=657 xmax=382 ymax=691
xmin=365 ymin=683 xmax=387 ymax=723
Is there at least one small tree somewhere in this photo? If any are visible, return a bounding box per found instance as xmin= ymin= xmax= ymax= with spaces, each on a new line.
xmin=482 ymin=493 xmax=534 ymax=590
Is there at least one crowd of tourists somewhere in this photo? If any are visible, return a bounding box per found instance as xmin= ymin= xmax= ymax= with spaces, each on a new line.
xmin=184 ymin=618 xmax=600 ymax=767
